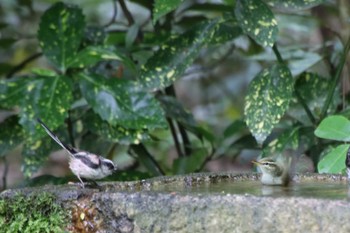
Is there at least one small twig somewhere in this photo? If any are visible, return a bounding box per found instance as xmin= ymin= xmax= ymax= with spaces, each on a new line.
xmin=294 ymin=89 xmax=316 ymax=125
xmin=178 ymin=122 xmax=192 ymax=156
xmin=272 ymin=44 xmax=284 ymax=64
xmin=167 ymin=118 xmax=184 ymax=157
xmin=6 ymin=52 xmax=42 ymax=78
xmin=196 ymin=146 xmax=216 ymax=172
xmin=118 ymin=0 xmax=134 ymax=25
xmin=104 ymin=0 xmax=118 ymax=27
xmin=129 ymin=143 xmax=165 ymax=175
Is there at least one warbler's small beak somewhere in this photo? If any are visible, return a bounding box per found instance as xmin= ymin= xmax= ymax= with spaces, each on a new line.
xmin=251 ymin=160 xmax=261 ymax=166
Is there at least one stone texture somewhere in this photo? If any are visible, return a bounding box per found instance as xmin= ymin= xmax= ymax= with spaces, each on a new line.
xmin=1 ymin=172 xmax=349 ymax=232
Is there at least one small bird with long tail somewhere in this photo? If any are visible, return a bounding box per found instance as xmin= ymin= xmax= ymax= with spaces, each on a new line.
xmin=37 ymin=118 xmax=116 ymax=188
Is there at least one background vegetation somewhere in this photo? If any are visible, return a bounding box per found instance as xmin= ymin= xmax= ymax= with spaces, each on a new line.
xmin=0 ymin=0 xmax=349 ymax=190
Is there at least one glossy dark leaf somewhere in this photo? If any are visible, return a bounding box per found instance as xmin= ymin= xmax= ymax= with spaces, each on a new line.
xmin=79 ymin=73 xmax=167 ymax=130
xmin=0 ymin=116 xmax=24 ymax=157
xmin=38 ymin=2 xmax=85 ymax=72
xmin=84 ymin=112 xmax=150 ymax=145
xmin=153 ymin=0 xmax=184 ymax=24
xmin=244 ymin=64 xmax=294 ymax=144
xmin=139 ymin=19 xmax=218 ymax=90
xmin=235 ymin=0 xmax=278 ymax=47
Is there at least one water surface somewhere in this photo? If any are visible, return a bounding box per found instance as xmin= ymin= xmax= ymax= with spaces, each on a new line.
xmin=152 ymin=180 xmax=349 ymax=200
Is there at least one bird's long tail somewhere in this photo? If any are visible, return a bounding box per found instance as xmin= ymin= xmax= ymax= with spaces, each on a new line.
xmin=37 ymin=118 xmax=77 ymax=157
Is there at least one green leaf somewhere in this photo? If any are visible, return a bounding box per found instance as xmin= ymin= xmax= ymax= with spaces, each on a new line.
xmin=0 ymin=63 xmax=13 ymax=76
xmin=84 ymin=112 xmax=150 ymax=145
xmin=68 ymin=46 xmax=135 ymax=70
xmin=31 ymin=68 xmax=57 ymax=77
xmin=235 ymin=0 xmax=278 ymax=47
xmin=22 ymin=137 xmax=55 ymax=178
xmin=315 ymin=115 xmax=350 ymax=142
xmin=0 ymin=77 xmax=28 ymax=108
xmin=139 ymin=19 xmax=218 ymax=90
xmin=210 ymin=22 xmax=242 ymax=45
xmin=244 ymin=64 xmax=294 ymax=144
xmin=0 ymin=116 xmax=24 ymax=157
xmin=82 ymin=26 xmax=106 ymax=46
xmin=263 ymin=127 xmax=299 ymax=156
xmin=79 ymin=73 xmax=167 ymax=130
xmin=125 ymin=24 xmax=139 ymax=48
xmin=173 ymin=148 xmax=208 ymax=174
xmin=0 ymin=38 xmax=16 ymax=49
xmin=289 ymin=72 xmax=339 ymax=124
xmin=129 ymin=144 xmax=163 ymax=176
xmin=264 ymin=0 xmax=326 ymax=10
xmin=153 ymin=0 xmax=184 ymax=24
xmin=38 ymin=2 xmax=85 ymax=72
xmin=317 ymin=144 xmax=348 ymax=174
xmin=19 ymin=76 xmax=73 ymax=138
xmin=157 ymin=95 xmax=196 ymax=128
xmin=223 ymin=119 xmax=248 ymax=138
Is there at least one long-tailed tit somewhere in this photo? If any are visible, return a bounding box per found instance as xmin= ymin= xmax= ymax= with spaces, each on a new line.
xmin=37 ymin=118 xmax=116 ymax=188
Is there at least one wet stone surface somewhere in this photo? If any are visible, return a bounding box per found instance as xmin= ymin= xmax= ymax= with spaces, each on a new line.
xmin=1 ymin=172 xmax=350 ymax=232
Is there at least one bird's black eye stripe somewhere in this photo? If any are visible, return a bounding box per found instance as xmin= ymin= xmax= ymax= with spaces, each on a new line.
xmin=102 ymin=160 xmax=115 ymax=170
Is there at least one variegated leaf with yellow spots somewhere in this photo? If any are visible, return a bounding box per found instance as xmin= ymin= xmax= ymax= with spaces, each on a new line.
xmin=38 ymin=2 xmax=85 ymax=72
xmin=244 ymin=64 xmax=293 ymax=144
xmin=0 ymin=116 xmax=24 ymax=157
xmin=264 ymin=0 xmax=326 ymax=10
xmin=235 ymin=0 xmax=278 ymax=47
xmin=139 ymin=19 xmax=218 ymax=90
xmin=22 ymin=136 xmax=56 ymax=178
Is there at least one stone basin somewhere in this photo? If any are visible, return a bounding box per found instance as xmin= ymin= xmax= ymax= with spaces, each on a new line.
xmin=1 ymin=172 xmax=350 ymax=232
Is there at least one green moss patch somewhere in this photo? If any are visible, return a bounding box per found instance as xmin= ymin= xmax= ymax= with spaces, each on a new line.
xmin=0 ymin=192 xmax=68 ymax=233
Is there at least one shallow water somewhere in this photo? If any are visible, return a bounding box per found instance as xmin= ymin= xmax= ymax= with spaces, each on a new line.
xmin=153 ymin=180 xmax=349 ymax=200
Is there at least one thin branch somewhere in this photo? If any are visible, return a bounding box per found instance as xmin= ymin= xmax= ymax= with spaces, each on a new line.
xmin=167 ymin=118 xmax=184 ymax=157
xmin=320 ymin=35 xmax=350 ymax=120
xmin=178 ymin=122 xmax=192 ymax=156
xmin=118 ymin=0 xmax=134 ymax=25
xmin=272 ymin=44 xmax=284 ymax=64
xmin=129 ymin=143 xmax=165 ymax=175
xmin=6 ymin=52 xmax=42 ymax=78
xmin=196 ymin=146 xmax=216 ymax=172
xmin=104 ymin=0 xmax=118 ymax=28
xmin=294 ymin=89 xmax=316 ymax=125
